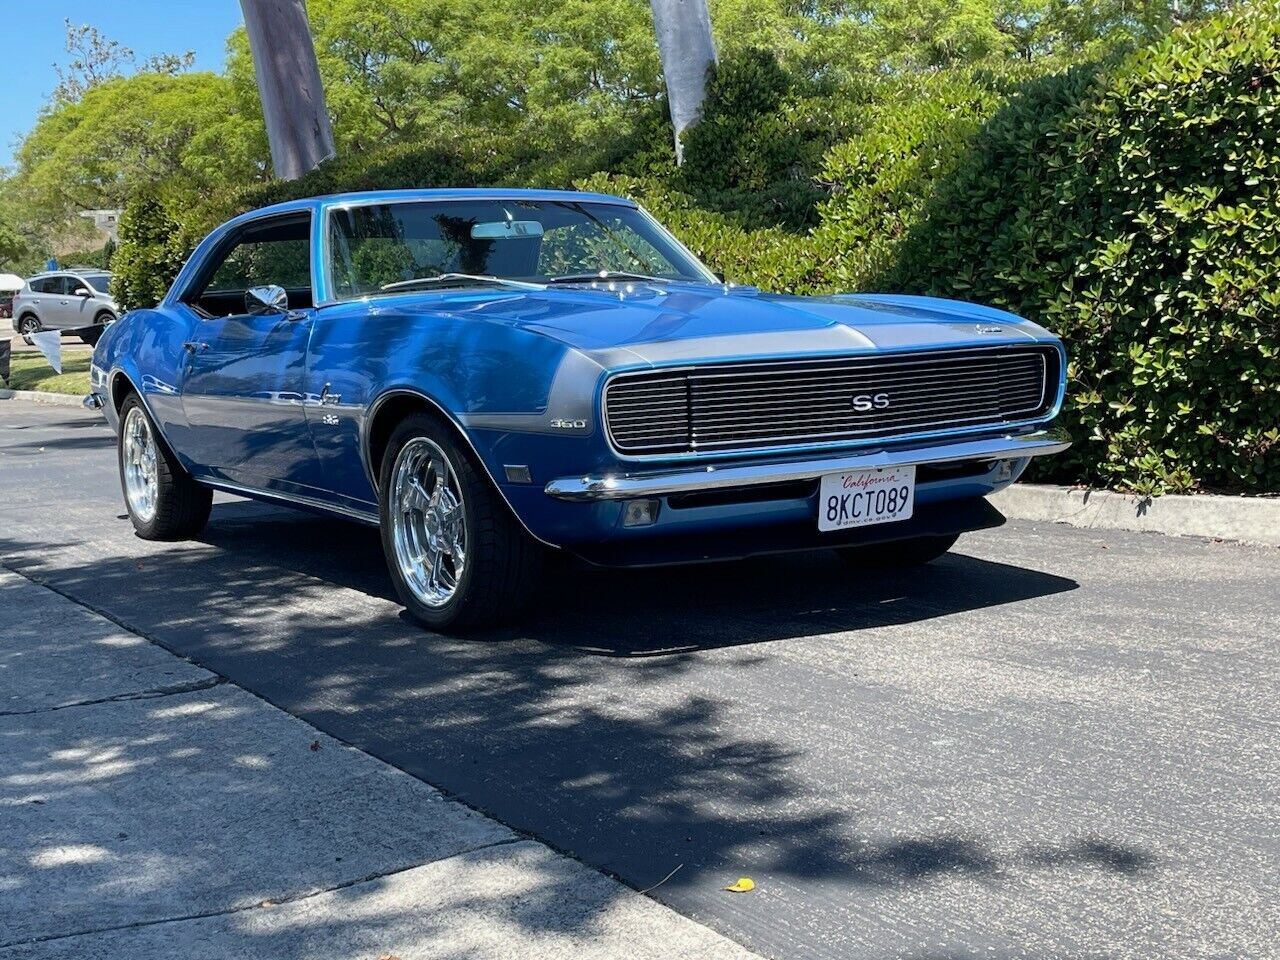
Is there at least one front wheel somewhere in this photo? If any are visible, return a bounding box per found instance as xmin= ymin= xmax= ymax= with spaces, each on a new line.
xmin=837 ymin=532 xmax=960 ymax=570
xmin=379 ymin=413 xmax=541 ymax=632
xmin=118 ymin=395 xmax=213 ymax=540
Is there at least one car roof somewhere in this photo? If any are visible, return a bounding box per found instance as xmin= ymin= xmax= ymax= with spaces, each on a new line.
xmin=230 ymin=187 xmax=638 ymax=227
xmin=29 ymin=269 xmax=112 ymax=279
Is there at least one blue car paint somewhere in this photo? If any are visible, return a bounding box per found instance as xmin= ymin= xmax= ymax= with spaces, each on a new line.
xmin=91 ymin=188 xmax=1067 ymax=561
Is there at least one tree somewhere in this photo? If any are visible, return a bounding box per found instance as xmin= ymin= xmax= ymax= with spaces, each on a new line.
xmin=52 ymin=18 xmax=194 ymax=103
xmin=239 ymin=0 xmax=336 ymax=179
xmin=0 ymin=212 xmax=29 ymax=269
xmin=11 ymin=71 xmax=267 ymax=223
xmin=651 ymin=0 xmax=717 ymax=163
xmin=227 ymin=0 xmax=664 ymax=166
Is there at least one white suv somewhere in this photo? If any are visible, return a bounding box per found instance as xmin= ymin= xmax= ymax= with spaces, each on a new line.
xmin=11 ymin=270 xmax=119 ymax=345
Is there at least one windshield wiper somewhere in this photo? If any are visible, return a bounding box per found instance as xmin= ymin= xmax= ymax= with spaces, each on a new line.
xmin=379 ymin=273 xmax=543 ymax=292
xmin=544 ymin=271 xmax=668 ymax=285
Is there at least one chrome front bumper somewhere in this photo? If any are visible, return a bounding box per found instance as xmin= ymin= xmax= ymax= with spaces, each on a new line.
xmin=544 ymin=428 xmax=1070 ymax=502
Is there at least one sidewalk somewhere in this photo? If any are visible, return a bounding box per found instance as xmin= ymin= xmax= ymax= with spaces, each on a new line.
xmin=0 ymin=567 xmax=759 ymax=959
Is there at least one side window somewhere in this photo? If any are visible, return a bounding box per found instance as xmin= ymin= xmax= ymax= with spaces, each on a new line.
xmin=30 ymin=278 xmax=56 ymax=294
xmin=187 ymin=215 xmax=313 ymax=317
xmin=206 ymin=239 xmax=310 ymax=292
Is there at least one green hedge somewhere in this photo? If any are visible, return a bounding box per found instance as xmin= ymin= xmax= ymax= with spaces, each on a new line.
xmin=888 ymin=3 xmax=1280 ymax=493
xmin=112 ymin=192 xmax=203 ymax=310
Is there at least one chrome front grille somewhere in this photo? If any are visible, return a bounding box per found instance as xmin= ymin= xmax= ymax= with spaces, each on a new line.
xmin=604 ymin=346 xmax=1058 ymax=456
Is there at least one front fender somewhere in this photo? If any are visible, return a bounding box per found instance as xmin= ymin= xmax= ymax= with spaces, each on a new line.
xmin=96 ymin=308 xmax=195 ymax=466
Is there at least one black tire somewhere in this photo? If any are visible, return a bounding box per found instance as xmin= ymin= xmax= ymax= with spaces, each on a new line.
xmin=378 ymin=411 xmax=542 ymax=632
xmin=17 ymin=314 xmax=40 ymax=344
xmin=117 ymin=394 xmax=213 ymax=540
xmin=838 ymin=532 xmax=960 ymax=570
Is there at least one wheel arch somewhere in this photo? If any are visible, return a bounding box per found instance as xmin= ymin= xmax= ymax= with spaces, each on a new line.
xmin=106 ymin=368 xmax=184 ymax=462
xmin=361 ymin=387 xmax=557 ymax=549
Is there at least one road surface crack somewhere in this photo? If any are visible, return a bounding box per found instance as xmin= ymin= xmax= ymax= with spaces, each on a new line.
xmin=0 ymin=676 xmax=226 ymax=716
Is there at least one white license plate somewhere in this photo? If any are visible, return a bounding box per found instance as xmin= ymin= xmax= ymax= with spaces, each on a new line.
xmin=818 ymin=465 xmax=916 ymax=532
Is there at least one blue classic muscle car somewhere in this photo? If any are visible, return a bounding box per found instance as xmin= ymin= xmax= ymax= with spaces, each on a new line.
xmin=86 ymin=188 xmax=1069 ymax=630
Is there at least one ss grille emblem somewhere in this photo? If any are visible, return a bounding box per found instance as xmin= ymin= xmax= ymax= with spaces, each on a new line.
xmin=851 ymin=392 xmax=891 ymax=412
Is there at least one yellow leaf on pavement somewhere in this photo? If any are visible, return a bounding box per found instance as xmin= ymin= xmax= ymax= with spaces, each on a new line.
xmin=723 ymin=877 xmax=755 ymax=893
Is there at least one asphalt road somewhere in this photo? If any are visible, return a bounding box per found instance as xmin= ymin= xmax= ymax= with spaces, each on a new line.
xmin=2 ymin=403 xmax=1277 ymax=960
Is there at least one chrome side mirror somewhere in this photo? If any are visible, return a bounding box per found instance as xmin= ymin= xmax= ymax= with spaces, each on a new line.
xmin=73 ymin=287 xmax=91 ymax=298
xmin=245 ymin=284 xmax=289 ymax=316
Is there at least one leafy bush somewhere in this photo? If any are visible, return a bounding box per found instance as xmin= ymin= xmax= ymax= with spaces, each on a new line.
xmin=812 ymin=69 xmax=1013 ymax=290
xmin=677 ymin=48 xmax=868 ymax=230
xmin=237 ymin=144 xmax=478 ymax=211
xmin=889 ymin=3 xmax=1280 ymax=493
xmin=112 ymin=191 xmax=202 ymax=310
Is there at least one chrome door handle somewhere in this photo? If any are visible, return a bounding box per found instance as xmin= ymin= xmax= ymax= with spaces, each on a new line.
xmin=182 ymin=341 xmax=209 ymax=354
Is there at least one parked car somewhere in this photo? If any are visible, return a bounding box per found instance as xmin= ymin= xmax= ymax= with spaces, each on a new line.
xmin=85 ymin=188 xmax=1069 ymax=630
xmin=11 ymin=270 xmax=118 ymax=345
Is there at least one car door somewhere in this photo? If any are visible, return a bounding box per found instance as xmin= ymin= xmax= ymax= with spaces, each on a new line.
xmin=176 ymin=213 xmax=322 ymax=493
xmin=63 ymin=276 xmax=99 ymax=330
xmin=27 ymin=277 xmax=67 ymax=328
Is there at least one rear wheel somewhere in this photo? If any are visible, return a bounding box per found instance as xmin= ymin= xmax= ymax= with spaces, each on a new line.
xmin=80 ymin=313 xmax=113 ymax=346
xmin=17 ymin=315 xmax=40 ymax=344
xmin=379 ymin=412 xmax=541 ymax=632
xmin=838 ymin=533 xmax=960 ymax=569
xmin=117 ymin=395 xmax=212 ymax=540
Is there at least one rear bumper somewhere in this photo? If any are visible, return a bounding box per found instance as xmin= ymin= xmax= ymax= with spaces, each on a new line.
xmin=545 ymin=428 xmax=1070 ymax=502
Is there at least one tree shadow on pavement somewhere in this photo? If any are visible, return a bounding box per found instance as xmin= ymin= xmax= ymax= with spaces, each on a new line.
xmin=0 ymin=510 xmax=1162 ymax=959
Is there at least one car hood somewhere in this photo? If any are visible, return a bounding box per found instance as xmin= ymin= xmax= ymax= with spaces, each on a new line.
xmin=449 ymin=283 xmax=1054 ymax=367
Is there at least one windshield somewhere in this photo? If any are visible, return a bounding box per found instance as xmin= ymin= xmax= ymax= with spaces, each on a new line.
xmin=326 ymin=199 xmax=714 ymax=301
xmin=83 ymin=274 xmax=111 ymax=294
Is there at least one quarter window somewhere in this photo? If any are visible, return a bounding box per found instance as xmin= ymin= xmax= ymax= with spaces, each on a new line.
xmin=186 ymin=214 xmax=313 ymax=317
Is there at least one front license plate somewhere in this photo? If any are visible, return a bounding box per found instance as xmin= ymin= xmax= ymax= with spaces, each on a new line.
xmin=818 ymin=465 xmax=916 ymax=532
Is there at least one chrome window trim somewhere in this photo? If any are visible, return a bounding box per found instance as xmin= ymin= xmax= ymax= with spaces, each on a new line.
xmin=314 ymin=194 xmax=711 ymax=308
xmin=173 ymin=208 xmax=318 ymax=311
xmin=600 ymin=344 xmax=1062 ymax=462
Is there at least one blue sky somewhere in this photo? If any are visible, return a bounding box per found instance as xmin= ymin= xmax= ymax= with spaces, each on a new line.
xmin=0 ymin=2 xmax=246 ymax=169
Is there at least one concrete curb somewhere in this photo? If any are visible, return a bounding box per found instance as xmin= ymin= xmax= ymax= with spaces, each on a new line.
xmin=991 ymin=482 xmax=1280 ymax=547
xmin=0 ymin=388 xmax=85 ymax=408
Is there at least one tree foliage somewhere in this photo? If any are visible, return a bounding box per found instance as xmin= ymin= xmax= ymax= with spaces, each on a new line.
xmin=888 ymin=3 xmax=1280 ymax=493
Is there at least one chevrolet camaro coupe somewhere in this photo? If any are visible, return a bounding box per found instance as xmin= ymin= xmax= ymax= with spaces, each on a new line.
xmin=86 ymin=188 xmax=1070 ymax=630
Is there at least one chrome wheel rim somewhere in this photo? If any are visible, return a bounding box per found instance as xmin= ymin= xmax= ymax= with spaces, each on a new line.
xmin=389 ymin=437 xmax=467 ymax=608
xmin=122 ymin=406 xmax=159 ymax=523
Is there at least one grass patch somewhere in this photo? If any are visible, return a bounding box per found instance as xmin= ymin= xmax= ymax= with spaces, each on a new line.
xmin=2 ymin=352 xmax=92 ymax=395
